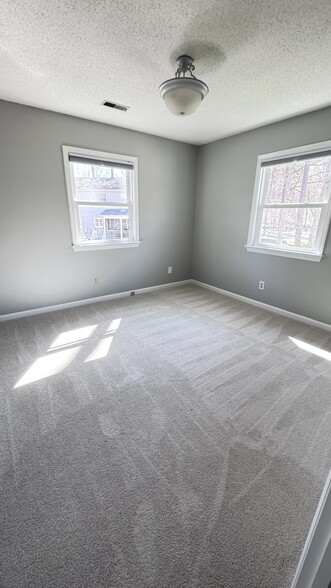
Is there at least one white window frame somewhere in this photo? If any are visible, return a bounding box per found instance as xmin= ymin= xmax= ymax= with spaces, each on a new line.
xmin=62 ymin=145 xmax=140 ymax=251
xmin=246 ymin=140 xmax=331 ymax=262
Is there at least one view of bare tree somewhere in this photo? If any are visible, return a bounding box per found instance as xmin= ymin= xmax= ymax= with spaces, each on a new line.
xmin=260 ymin=156 xmax=331 ymax=249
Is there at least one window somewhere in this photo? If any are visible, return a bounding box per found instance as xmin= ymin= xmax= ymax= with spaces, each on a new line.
xmin=246 ymin=141 xmax=331 ymax=261
xmin=62 ymin=146 xmax=139 ymax=251
xmin=94 ymin=218 xmax=104 ymax=229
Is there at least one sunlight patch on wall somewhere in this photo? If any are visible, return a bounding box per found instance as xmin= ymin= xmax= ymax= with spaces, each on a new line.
xmin=14 ymin=347 xmax=81 ymax=388
xmin=289 ymin=337 xmax=331 ymax=361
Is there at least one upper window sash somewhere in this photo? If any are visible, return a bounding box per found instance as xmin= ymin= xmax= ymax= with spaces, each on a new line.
xmin=68 ymin=154 xmax=133 ymax=171
xmin=260 ymin=149 xmax=331 ymax=168
xmin=259 ymin=140 xmax=331 ymax=167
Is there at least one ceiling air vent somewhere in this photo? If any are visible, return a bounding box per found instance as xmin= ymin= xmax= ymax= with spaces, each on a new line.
xmin=102 ymin=100 xmax=129 ymax=112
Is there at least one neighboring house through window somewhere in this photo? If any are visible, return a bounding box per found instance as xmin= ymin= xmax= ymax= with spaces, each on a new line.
xmin=62 ymin=146 xmax=139 ymax=251
xmin=246 ymin=141 xmax=331 ymax=261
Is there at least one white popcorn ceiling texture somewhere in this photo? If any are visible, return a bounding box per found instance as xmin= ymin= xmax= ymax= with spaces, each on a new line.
xmin=0 ymin=0 xmax=331 ymax=144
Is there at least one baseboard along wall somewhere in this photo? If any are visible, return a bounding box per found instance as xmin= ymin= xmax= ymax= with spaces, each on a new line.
xmin=191 ymin=280 xmax=331 ymax=333
xmin=0 ymin=281 xmax=191 ymax=322
xmin=1 ymin=278 xmax=331 ymax=332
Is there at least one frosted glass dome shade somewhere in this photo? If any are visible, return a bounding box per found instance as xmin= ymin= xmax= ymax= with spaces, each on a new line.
xmin=159 ymin=77 xmax=209 ymax=116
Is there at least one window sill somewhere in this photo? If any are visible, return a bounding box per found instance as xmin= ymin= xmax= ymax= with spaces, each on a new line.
xmin=245 ymin=245 xmax=323 ymax=262
xmin=72 ymin=241 xmax=141 ymax=252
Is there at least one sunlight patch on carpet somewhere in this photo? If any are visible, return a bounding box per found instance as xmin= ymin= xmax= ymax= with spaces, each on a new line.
xmin=49 ymin=325 xmax=98 ymax=350
xmin=85 ymin=336 xmax=113 ymax=362
xmin=106 ymin=318 xmax=121 ymax=333
xmin=14 ymin=347 xmax=81 ymax=388
xmin=289 ymin=336 xmax=331 ymax=361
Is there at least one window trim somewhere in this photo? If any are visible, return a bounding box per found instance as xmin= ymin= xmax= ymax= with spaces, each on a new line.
xmin=62 ymin=145 xmax=140 ymax=251
xmin=246 ymin=140 xmax=331 ymax=262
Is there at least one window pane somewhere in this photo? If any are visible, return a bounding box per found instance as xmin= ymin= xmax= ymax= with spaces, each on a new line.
xmin=71 ymin=162 xmax=129 ymax=203
xmin=78 ymin=206 xmax=129 ymax=242
xmin=264 ymin=156 xmax=331 ymax=205
xmin=259 ymin=207 xmax=322 ymax=249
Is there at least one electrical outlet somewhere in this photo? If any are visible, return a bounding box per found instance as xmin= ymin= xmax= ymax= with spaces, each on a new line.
xmin=93 ymin=276 xmax=99 ymax=285
xmin=168 ymin=266 xmax=173 ymax=274
xmin=259 ymin=280 xmax=265 ymax=290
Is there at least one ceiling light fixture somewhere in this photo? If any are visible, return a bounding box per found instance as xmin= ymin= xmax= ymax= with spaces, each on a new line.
xmin=159 ymin=55 xmax=209 ymax=116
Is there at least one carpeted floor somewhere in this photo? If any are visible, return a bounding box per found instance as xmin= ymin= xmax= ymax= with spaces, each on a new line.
xmin=1 ymin=284 xmax=331 ymax=587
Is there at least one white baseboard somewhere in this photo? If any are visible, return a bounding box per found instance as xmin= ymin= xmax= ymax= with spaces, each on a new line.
xmin=2 ymin=278 xmax=330 ymax=333
xmin=191 ymin=279 xmax=331 ymax=332
xmin=0 ymin=280 xmax=191 ymax=322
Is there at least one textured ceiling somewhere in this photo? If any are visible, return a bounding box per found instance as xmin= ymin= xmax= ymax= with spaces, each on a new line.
xmin=1 ymin=0 xmax=331 ymax=145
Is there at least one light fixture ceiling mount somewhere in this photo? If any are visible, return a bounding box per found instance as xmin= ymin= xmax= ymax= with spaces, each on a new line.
xmin=159 ymin=55 xmax=209 ymax=117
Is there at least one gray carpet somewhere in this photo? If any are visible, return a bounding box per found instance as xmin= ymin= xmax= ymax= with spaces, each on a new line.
xmin=1 ymin=284 xmax=331 ymax=588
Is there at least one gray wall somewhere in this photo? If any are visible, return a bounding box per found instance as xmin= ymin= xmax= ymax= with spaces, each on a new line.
xmin=192 ymin=107 xmax=331 ymax=324
xmin=2 ymin=99 xmax=331 ymax=322
xmin=0 ymin=100 xmax=198 ymax=314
